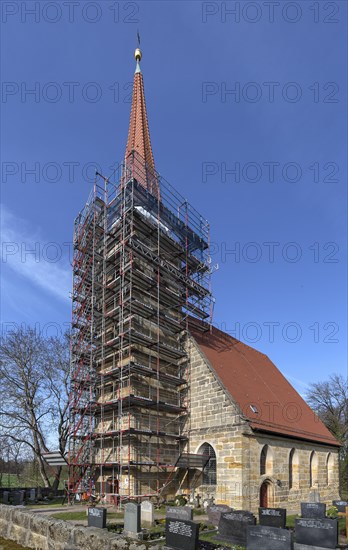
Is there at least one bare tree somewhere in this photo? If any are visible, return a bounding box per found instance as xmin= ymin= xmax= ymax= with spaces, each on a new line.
xmin=0 ymin=327 xmax=69 ymax=490
xmin=306 ymin=373 xmax=348 ymax=492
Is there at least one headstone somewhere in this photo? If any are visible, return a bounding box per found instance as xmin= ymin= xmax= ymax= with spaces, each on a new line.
xmin=12 ymin=491 xmax=24 ymax=505
xmin=295 ymin=518 xmax=338 ymax=549
xmin=259 ymin=507 xmax=287 ymax=529
xmin=29 ymin=488 xmax=36 ymax=501
xmin=165 ymin=518 xmax=199 ymax=550
xmin=309 ymin=490 xmax=320 ymax=503
xmin=332 ymin=499 xmax=348 ymax=513
xmin=166 ymin=506 xmax=193 ymax=521
xmin=2 ymin=491 xmax=9 ymax=504
xmin=124 ymin=502 xmax=141 ymax=536
xmin=207 ymin=504 xmax=232 ymax=526
xmin=300 ymin=502 xmax=326 ymax=519
xmin=217 ymin=510 xmax=256 ymax=546
xmin=141 ymin=500 xmax=154 ymax=527
xmin=87 ymin=507 xmax=107 ymax=529
xmin=247 ymin=525 xmax=293 ymax=550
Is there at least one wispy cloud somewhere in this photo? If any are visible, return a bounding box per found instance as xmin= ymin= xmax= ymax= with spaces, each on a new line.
xmin=284 ymin=373 xmax=310 ymax=398
xmin=1 ymin=205 xmax=71 ymax=302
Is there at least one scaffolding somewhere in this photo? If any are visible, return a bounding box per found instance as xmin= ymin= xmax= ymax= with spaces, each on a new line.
xmin=68 ymin=151 xmax=213 ymax=502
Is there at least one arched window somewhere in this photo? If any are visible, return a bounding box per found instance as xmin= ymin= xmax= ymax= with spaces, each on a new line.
xmin=199 ymin=443 xmax=217 ymax=485
xmin=326 ymin=453 xmax=334 ymax=485
xmin=289 ymin=449 xmax=294 ymax=489
xmin=309 ymin=451 xmax=318 ymax=487
xmin=260 ymin=445 xmax=273 ymax=476
xmin=260 ymin=445 xmax=267 ymax=475
xmin=289 ymin=448 xmax=299 ymax=489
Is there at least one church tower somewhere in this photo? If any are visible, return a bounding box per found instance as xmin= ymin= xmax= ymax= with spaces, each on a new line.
xmin=68 ymin=47 xmax=213 ymax=501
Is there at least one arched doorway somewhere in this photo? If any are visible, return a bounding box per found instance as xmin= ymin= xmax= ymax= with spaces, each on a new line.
xmin=260 ymin=480 xmax=273 ymax=507
xmin=260 ymin=481 xmax=268 ymax=507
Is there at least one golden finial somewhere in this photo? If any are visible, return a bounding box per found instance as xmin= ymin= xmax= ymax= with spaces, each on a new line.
xmin=134 ymin=47 xmax=142 ymax=62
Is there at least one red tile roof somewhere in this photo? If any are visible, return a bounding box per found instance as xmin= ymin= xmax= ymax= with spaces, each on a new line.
xmin=125 ymin=57 xmax=159 ymax=198
xmin=189 ymin=322 xmax=340 ymax=447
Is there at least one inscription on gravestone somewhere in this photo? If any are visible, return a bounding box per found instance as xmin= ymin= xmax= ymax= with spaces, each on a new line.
xmin=87 ymin=507 xmax=107 ymax=529
xmin=217 ymin=510 xmax=256 ymax=546
xmin=300 ymin=502 xmax=326 ymax=519
xmin=166 ymin=506 xmax=193 ymax=521
xmin=333 ymin=500 xmax=348 ymax=513
xmin=295 ymin=518 xmax=338 ymax=549
xmin=259 ymin=507 xmax=286 ymax=529
xmin=141 ymin=500 xmax=154 ymax=527
xmin=165 ymin=518 xmax=199 ymax=550
xmin=247 ymin=525 xmax=293 ymax=550
xmin=124 ymin=502 xmax=141 ymax=535
xmin=207 ymin=504 xmax=231 ymax=526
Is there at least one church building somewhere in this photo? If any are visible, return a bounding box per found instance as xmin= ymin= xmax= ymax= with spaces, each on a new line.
xmin=68 ymin=46 xmax=340 ymax=514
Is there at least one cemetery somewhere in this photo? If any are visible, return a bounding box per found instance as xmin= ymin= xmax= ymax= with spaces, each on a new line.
xmin=0 ymin=491 xmax=347 ymax=549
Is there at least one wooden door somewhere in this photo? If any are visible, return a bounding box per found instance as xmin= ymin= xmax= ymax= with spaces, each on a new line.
xmin=260 ymin=482 xmax=268 ymax=507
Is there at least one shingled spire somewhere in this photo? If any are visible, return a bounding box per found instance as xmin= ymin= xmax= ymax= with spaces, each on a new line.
xmin=124 ymin=46 xmax=159 ymax=198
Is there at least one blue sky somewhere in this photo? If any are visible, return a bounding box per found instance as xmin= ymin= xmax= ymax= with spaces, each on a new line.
xmin=1 ymin=1 xmax=347 ymax=395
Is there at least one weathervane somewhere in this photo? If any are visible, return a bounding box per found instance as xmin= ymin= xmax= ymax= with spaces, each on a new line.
xmin=135 ymin=30 xmax=142 ymax=63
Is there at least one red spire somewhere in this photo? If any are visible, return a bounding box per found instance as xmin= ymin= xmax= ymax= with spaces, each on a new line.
xmin=124 ymin=48 xmax=159 ymax=199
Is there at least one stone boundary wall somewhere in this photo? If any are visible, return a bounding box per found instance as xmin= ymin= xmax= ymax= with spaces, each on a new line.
xmin=0 ymin=505 xmax=161 ymax=550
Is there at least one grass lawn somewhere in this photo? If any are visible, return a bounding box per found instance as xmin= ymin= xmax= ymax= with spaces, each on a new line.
xmin=0 ymin=537 xmax=31 ymax=550
xmin=199 ymin=530 xmax=245 ymax=549
xmin=25 ymin=498 xmax=65 ymax=508
xmin=0 ymin=473 xmax=66 ymax=490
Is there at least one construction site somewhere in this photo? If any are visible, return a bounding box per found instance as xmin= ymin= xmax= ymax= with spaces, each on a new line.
xmin=68 ymin=61 xmax=214 ymax=503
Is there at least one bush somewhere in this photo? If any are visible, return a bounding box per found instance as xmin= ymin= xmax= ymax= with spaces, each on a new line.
xmin=174 ymin=495 xmax=187 ymax=506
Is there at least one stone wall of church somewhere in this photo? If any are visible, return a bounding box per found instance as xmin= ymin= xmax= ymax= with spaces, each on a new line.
xmin=183 ymin=336 xmax=252 ymax=508
xmin=183 ymin=335 xmax=340 ymax=515
xmin=246 ymin=433 xmax=340 ymax=514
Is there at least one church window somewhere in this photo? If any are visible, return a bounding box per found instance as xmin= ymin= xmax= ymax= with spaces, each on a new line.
xmin=326 ymin=453 xmax=334 ymax=485
xmin=309 ymin=451 xmax=318 ymax=487
xmin=289 ymin=448 xmax=299 ymax=489
xmin=260 ymin=444 xmax=273 ymax=476
xmin=199 ymin=442 xmax=217 ymax=485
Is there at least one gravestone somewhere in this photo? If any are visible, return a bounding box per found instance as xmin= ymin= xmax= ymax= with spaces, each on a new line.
xmin=12 ymin=491 xmax=24 ymax=505
xmin=166 ymin=506 xmax=193 ymax=521
xmin=247 ymin=525 xmax=293 ymax=550
xmin=295 ymin=518 xmax=338 ymax=549
xmin=300 ymin=502 xmax=326 ymax=519
xmin=207 ymin=504 xmax=231 ymax=526
xmin=2 ymin=491 xmax=9 ymax=504
xmin=309 ymin=490 xmax=320 ymax=503
xmin=141 ymin=500 xmax=154 ymax=527
xmin=165 ymin=518 xmax=199 ymax=550
xmin=87 ymin=507 xmax=107 ymax=529
xmin=217 ymin=510 xmax=256 ymax=546
xmin=124 ymin=502 xmax=141 ymax=537
xmin=259 ymin=507 xmax=287 ymax=529
xmin=332 ymin=499 xmax=348 ymax=513
xmin=29 ymin=488 xmax=36 ymax=501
